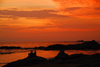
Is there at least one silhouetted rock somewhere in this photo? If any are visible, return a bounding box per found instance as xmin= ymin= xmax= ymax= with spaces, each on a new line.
xmin=76 ymin=40 xmax=100 ymax=50
xmin=77 ymin=62 xmax=100 ymax=67
xmin=45 ymin=44 xmax=66 ymax=50
xmin=3 ymin=51 xmax=47 ymax=67
xmin=0 ymin=46 xmax=21 ymax=49
xmin=28 ymin=50 xmax=36 ymax=57
xmin=48 ymin=49 xmax=69 ymax=64
xmin=68 ymin=54 xmax=88 ymax=60
xmin=77 ymin=40 xmax=84 ymax=42
xmin=82 ymin=40 xmax=99 ymax=45
xmin=44 ymin=40 xmax=100 ymax=50
xmin=54 ymin=49 xmax=69 ymax=60
xmin=66 ymin=53 xmax=100 ymax=66
xmin=34 ymin=46 xmax=46 ymax=50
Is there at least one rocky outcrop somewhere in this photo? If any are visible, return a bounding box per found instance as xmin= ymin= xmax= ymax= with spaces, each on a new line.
xmin=3 ymin=51 xmax=47 ymax=67
xmin=54 ymin=49 xmax=69 ymax=60
xmin=45 ymin=44 xmax=66 ymax=50
xmin=44 ymin=40 xmax=100 ymax=50
xmin=2 ymin=50 xmax=100 ymax=67
xmin=0 ymin=46 xmax=21 ymax=49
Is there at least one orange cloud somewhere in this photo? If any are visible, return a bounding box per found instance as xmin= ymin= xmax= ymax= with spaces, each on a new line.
xmin=52 ymin=0 xmax=100 ymax=17
xmin=53 ymin=0 xmax=100 ymax=8
xmin=0 ymin=9 xmax=67 ymax=19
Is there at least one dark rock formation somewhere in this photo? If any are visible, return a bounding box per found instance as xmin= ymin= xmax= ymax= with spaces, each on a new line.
xmin=44 ymin=40 xmax=100 ymax=50
xmin=28 ymin=50 xmax=36 ymax=57
xmin=2 ymin=50 xmax=100 ymax=67
xmin=48 ymin=49 xmax=69 ymax=64
xmin=49 ymin=49 xmax=100 ymax=66
xmin=54 ymin=49 xmax=69 ymax=60
xmin=0 ymin=46 xmax=21 ymax=49
xmin=68 ymin=54 xmax=88 ymax=60
xmin=77 ymin=40 xmax=84 ymax=42
xmin=45 ymin=44 xmax=66 ymax=50
xmin=3 ymin=51 xmax=47 ymax=67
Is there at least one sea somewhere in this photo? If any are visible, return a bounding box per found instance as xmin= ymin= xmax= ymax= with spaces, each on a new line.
xmin=0 ymin=41 xmax=100 ymax=67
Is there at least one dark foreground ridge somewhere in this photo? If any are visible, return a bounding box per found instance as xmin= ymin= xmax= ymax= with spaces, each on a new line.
xmin=3 ymin=50 xmax=100 ymax=67
xmin=2 ymin=50 xmax=47 ymax=67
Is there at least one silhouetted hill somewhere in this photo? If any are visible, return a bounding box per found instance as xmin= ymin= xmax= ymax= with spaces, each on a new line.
xmin=44 ymin=40 xmax=100 ymax=50
xmin=45 ymin=44 xmax=66 ymax=50
xmin=0 ymin=46 xmax=21 ymax=49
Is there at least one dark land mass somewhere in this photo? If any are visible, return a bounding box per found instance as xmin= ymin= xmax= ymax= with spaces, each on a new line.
xmin=77 ymin=40 xmax=84 ymax=42
xmin=0 ymin=46 xmax=21 ymax=49
xmin=33 ymin=40 xmax=100 ymax=50
xmin=2 ymin=49 xmax=100 ymax=67
xmin=0 ymin=40 xmax=100 ymax=50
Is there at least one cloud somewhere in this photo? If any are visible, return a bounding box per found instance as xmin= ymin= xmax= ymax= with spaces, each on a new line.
xmin=0 ymin=19 xmax=2 ymax=21
xmin=52 ymin=0 xmax=100 ymax=17
xmin=0 ymin=15 xmax=19 ymax=20
xmin=50 ymin=16 xmax=100 ymax=30
xmin=0 ymin=25 xmax=9 ymax=26
xmin=28 ymin=26 xmax=57 ymax=29
xmin=0 ymin=9 xmax=68 ymax=19
xmin=53 ymin=0 xmax=100 ymax=8
xmin=0 ymin=24 xmax=57 ymax=30
xmin=62 ymin=7 xmax=100 ymax=17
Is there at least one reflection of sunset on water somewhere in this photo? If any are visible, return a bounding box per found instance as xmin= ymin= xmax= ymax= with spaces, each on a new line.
xmin=1 ymin=50 xmax=100 ymax=66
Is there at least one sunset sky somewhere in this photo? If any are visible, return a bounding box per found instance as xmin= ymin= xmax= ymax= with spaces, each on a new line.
xmin=0 ymin=0 xmax=100 ymax=42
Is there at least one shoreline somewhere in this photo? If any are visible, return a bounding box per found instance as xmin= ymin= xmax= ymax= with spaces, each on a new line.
xmin=2 ymin=51 xmax=100 ymax=67
xmin=1 ymin=40 xmax=100 ymax=67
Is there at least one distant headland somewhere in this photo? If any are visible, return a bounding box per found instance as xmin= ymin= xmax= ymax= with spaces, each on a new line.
xmin=0 ymin=40 xmax=100 ymax=50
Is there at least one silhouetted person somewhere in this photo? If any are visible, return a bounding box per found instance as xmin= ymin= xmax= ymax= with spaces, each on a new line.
xmin=28 ymin=50 xmax=36 ymax=57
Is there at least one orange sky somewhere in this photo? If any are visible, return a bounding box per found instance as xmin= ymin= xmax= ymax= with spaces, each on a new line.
xmin=0 ymin=0 xmax=100 ymax=42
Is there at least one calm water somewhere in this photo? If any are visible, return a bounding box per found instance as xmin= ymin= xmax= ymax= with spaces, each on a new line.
xmin=0 ymin=41 xmax=81 ymax=48
xmin=0 ymin=41 xmax=100 ymax=67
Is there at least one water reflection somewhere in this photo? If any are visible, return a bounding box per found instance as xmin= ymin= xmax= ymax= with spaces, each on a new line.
xmin=0 ymin=50 xmax=100 ymax=67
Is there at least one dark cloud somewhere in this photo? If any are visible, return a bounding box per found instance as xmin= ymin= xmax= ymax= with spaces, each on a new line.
xmin=0 ymin=25 xmax=9 ymax=26
xmin=27 ymin=26 xmax=57 ymax=29
xmin=0 ymin=15 xmax=19 ymax=20
xmin=0 ymin=25 xmax=57 ymax=30
xmin=60 ymin=7 xmax=100 ymax=16
xmin=95 ymin=7 xmax=100 ymax=10
xmin=0 ymin=19 xmax=2 ymax=21
xmin=0 ymin=10 xmax=68 ymax=19
xmin=63 ymin=7 xmax=82 ymax=11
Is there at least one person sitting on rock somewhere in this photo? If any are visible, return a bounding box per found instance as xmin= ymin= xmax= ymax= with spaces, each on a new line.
xmin=28 ymin=50 xmax=36 ymax=57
